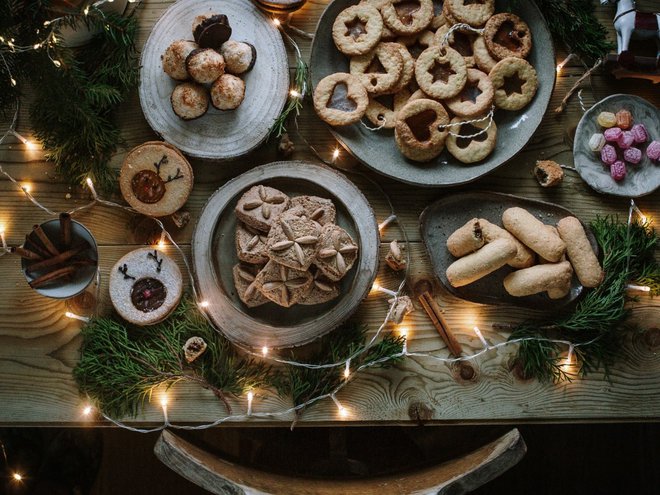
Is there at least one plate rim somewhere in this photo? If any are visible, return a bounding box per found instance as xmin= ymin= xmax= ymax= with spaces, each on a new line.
xmin=192 ymin=160 xmax=379 ymax=349
xmin=309 ymin=0 xmax=556 ymax=187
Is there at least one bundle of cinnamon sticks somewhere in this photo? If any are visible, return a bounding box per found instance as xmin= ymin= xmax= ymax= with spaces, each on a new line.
xmin=11 ymin=214 xmax=97 ymax=289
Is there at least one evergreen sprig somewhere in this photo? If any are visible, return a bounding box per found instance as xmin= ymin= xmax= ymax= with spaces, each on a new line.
xmin=73 ymin=297 xmax=270 ymax=419
xmin=510 ymin=217 xmax=658 ymax=383
xmin=268 ymin=57 xmax=309 ymax=139
xmin=272 ymin=324 xmax=405 ymax=423
xmin=0 ymin=1 xmax=139 ymax=189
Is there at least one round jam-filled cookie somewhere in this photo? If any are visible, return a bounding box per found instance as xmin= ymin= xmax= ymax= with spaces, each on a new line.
xmin=220 ymin=40 xmax=257 ymax=74
xmin=365 ymin=88 xmax=411 ymax=129
xmin=445 ymin=0 xmax=494 ymax=27
xmin=192 ymin=14 xmax=232 ymax=49
xmin=332 ymin=4 xmax=383 ymax=56
xmin=445 ymin=68 xmax=493 ymax=118
xmin=472 ymin=35 xmax=498 ymax=73
xmin=210 ymin=74 xmax=245 ymax=110
xmin=109 ymin=248 xmax=183 ymax=326
xmin=445 ymin=115 xmax=497 ymax=163
xmin=415 ymin=45 xmax=467 ymax=99
xmin=349 ymin=42 xmax=404 ymax=95
xmin=388 ymin=43 xmax=415 ymax=93
xmin=313 ymin=72 xmax=368 ymax=126
xmin=489 ymin=57 xmax=538 ymax=111
xmin=171 ymin=82 xmax=209 ymax=120
xmin=434 ymin=24 xmax=477 ymax=68
xmin=394 ymin=98 xmax=450 ymax=162
xmin=185 ymin=48 xmax=225 ymax=84
xmin=120 ymin=141 xmax=194 ymax=217
xmin=162 ymin=40 xmax=199 ymax=80
xmin=483 ymin=13 xmax=532 ymax=60
xmin=397 ymin=29 xmax=435 ymax=59
xmin=381 ymin=0 xmax=433 ymax=36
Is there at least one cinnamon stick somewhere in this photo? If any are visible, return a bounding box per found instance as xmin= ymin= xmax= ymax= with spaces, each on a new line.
xmin=418 ymin=291 xmax=463 ymax=357
xmin=60 ymin=213 xmax=72 ymax=250
xmin=26 ymin=235 xmax=51 ymax=259
xmin=26 ymin=242 xmax=89 ymax=273
xmin=32 ymin=224 xmax=59 ymax=256
xmin=29 ymin=266 xmax=76 ymax=288
xmin=10 ymin=246 xmax=43 ymax=261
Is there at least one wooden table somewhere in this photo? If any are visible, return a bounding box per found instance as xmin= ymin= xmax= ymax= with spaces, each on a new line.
xmin=0 ymin=0 xmax=658 ymax=426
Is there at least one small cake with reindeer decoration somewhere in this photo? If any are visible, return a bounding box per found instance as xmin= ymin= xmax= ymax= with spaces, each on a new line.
xmin=119 ymin=141 xmax=194 ymax=217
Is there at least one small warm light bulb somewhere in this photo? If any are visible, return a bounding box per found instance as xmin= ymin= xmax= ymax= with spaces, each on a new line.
xmin=84 ymin=6 xmax=90 ymax=15
xmin=160 ymin=394 xmax=169 ymax=408
xmin=290 ymin=89 xmax=300 ymax=98
xmin=0 ymin=224 xmax=5 ymax=235
xmin=83 ymin=405 xmax=93 ymax=416
xmin=272 ymin=18 xmax=281 ymax=26
xmin=33 ymin=43 xmax=41 ymax=50
xmin=261 ymin=346 xmax=269 ymax=357
xmin=199 ymin=300 xmax=209 ymax=308
xmin=158 ymin=239 xmax=165 ymax=248
xmin=12 ymin=473 xmax=23 ymax=482
xmin=555 ymin=64 xmax=561 ymax=74
xmin=332 ymin=148 xmax=340 ymax=161
xmin=344 ymin=361 xmax=350 ymax=378
xmin=371 ymin=282 xmax=380 ymax=293
xmin=246 ymin=390 xmax=254 ymax=415
xmin=399 ymin=327 xmax=408 ymax=339
xmin=563 ymin=345 xmax=574 ymax=370
xmin=43 ymin=20 xmax=51 ymax=26
xmin=10 ymin=77 xmax=17 ymax=87
xmin=339 ymin=406 xmax=349 ymax=417
xmin=24 ymin=140 xmax=36 ymax=150
xmin=21 ymin=183 xmax=31 ymax=194
xmin=53 ymin=59 xmax=61 ymax=68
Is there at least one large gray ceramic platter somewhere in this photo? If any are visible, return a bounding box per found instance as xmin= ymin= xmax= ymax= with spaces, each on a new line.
xmin=574 ymin=94 xmax=659 ymax=198
xmin=310 ymin=0 xmax=555 ymax=187
xmin=192 ymin=161 xmax=379 ymax=349
xmin=420 ymin=192 xmax=598 ymax=310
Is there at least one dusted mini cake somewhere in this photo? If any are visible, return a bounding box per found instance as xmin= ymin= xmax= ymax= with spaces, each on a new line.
xmin=162 ymin=39 xmax=199 ymax=80
xmin=119 ymin=141 xmax=194 ymax=217
xmin=171 ymin=82 xmax=209 ymax=120
xmin=109 ymin=248 xmax=183 ymax=325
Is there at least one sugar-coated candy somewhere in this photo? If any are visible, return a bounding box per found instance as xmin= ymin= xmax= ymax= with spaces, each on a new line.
xmin=623 ymin=147 xmax=642 ymax=164
xmin=610 ymin=161 xmax=626 ymax=181
xmin=647 ymin=140 xmax=660 ymax=161
xmin=617 ymin=131 xmax=634 ymax=149
xmin=597 ymin=111 xmax=617 ymax=128
xmin=604 ymin=127 xmax=623 ymax=142
xmin=631 ymin=123 xmax=648 ymax=144
xmin=588 ymin=133 xmax=606 ymax=152
xmin=615 ymin=109 xmax=633 ymax=129
xmin=600 ymin=144 xmax=617 ymax=165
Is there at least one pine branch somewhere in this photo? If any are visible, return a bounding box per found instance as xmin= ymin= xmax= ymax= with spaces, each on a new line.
xmin=268 ymin=57 xmax=308 ymax=139
xmin=510 ymin=217 xmax=658 ymax=383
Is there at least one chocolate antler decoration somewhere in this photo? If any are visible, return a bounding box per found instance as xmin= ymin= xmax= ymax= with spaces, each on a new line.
xmin=165 ymin=168 xmax=184 ymax=183
xmin=118 ymin=264 xmax=136 ymax=280
xmin=147 ymin=250 xmax=163 ymax=273
xmin=153 ymin=155 xmax=168 ymax=176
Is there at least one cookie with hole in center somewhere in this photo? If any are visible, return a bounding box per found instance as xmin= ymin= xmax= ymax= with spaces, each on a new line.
xmin=445 ymin=0 xmax=494 ymax=28
xmin=381 ymin=0 xmax=434 ymax=36
xmin=120 ymin=141 xmax=194 ymax=217
xmin=394 ymin=98 xmax=450 ymax=162
xmin=313 ymin=72 xmax=368 ymax=126
xmin=483 ymin=13 xmax=532 ymax=60
xmin=332 ymin=4 xmax=383 ymax=56
xmin=350 ymin=42 xmax=404 ymax=95
xmin=445 ymin=68 xmax=493 ymax=118
xmin=445 ymin=115 xmax=497 ymax=163
xmin=488 ymin=57 xmax=538 ymax=111
xmin=414 ymin=45 xmax=467 ymax=100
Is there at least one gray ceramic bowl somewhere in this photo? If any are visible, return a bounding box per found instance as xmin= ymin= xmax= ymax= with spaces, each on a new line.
xmin=309 ymin=0 xmax=555 ymax=187
xmin=573 ymin=94 xmax=659 ymax=198
xmin=22 ymin=219 xmax=99 ymax=299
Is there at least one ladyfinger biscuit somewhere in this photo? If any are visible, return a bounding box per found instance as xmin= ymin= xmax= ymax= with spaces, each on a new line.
xmin=503 ymin=261 xmax=573 ymax=297
xmin=502 ymin=207 xmax=566 ymax=262
xmin=556 ymin=216 xmax=604 ymax=288
xmin=479 ymin=218 xmax=535 ymax=268
xmin=547 ymin=278 xmax=571 ymax=299
xmin=446 ymin=218 xmax=484 ymax=257
xmin=446 ymin=238 xmax=517 ymax=287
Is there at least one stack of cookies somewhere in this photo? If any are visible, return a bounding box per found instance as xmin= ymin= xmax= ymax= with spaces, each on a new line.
xmin=232 ymin=185 xmax=359 ymax=308
xmin=162 ymin=14 xmax=257 ymax=120
xmin=313 ymin=0 xmax=538 ymax=163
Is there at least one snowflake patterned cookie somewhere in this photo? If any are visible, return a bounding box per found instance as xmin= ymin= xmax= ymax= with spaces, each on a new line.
xmin=235 ymin=185 xmax=290 ymax=232
xmin=314 ymin=224 xmax=359 ymax=281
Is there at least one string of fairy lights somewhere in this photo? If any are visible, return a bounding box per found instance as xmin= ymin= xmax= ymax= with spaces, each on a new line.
xmin=0 ymin=4 xmax=656 ymax=485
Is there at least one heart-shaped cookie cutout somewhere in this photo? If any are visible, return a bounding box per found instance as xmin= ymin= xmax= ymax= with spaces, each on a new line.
xmin=328 ymin=82 xmax=358 ymax=112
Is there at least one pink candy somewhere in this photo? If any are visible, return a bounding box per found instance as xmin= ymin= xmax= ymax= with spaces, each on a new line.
xmin=647 ymin=140 xmax=660 ymax=161
xmin=630 ymin=123 xmax=648 ymax=143
xmin=610 ymin=161 xmax=626 ymax=181
xmin=600 ymin=144 xmax=617 ymax=165
xmin=623 ymin=147 xmax=642 ymax=164
xmin=604 ymin=127 xmax=623 ymax=142
xmin=617 ymin=131 xmax=635 ymax=149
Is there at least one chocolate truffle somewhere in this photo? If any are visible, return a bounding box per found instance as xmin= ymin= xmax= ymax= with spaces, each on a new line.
xmin=170 ymin=82 xmax=209 ymax=120
xmin=185 ymin=48 xmax=225 ymax=84
xmin=162 ymin=39 xmax=199 ymax=80
xmin=210 ymin=74 xmax=245 ymax=110
xmin=220 ymin=40 xmax=257 ymax=74
xmin=193 ymin=14 xmax=232 ymax=49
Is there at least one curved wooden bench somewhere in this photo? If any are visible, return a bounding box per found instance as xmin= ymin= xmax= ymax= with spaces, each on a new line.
xmin=154 ymin=428 xmax=526 ymax=495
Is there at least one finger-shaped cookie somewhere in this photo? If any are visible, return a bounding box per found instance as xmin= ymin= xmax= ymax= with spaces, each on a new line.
xmin=446 ymin=238 xmax=518 ymax=287
xmin=446 ymin=218 xmax=484 ymax=257
xmin=313 ymin=73 xmax=369 ymax=126
xmin=332 ymin=4 xmax=383 ymax=56
xmin=415 ymin=46 xmax=467 ymax=99
xmin=503 ymin=261 xmax=573 ymax=297
xmin=489 ymin=57 xmax=538 ymax=111
xmin=502 ymin=207 xmax=566 ymax=262
xmin=557 ymin=216 xmax=604 ymax=288
xmin=479 ymin=218 xmax=535 ymax=268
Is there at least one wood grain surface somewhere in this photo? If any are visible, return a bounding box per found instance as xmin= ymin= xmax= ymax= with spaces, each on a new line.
xmin=0 ymin=0 xmax=658 ymax=426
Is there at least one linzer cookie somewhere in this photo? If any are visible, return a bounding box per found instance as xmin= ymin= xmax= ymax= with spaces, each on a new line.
xmin=489 ymin=57 xmax=538 ymax=111
xmin=332 ymin=4 xmax=383 ymax=56
xmin=445 ymin=115 xmax=497 ymax=164
xmin=483 ymin=13 xmax=532 ymax=60
xmin=414 ymin=46 xmax=467 ymax=100
xmin=254 ymin=260 xmax=312 ymax=307
xmin=394 ymin=98 xmax=450 ymax=162
xmin=445 ymin=68 xmax=494 ymax=118
xmin=313 ymin=73 xmax=369 ymax=126
xmin=350 ymin=42 xmax=404 ymax=95
xmin=119 ymin=141 xmax=194 ymax=217
xmin=235 ymin=185 xmax=290 ymax=231
xmin=235 ymin=222 xmax=269 ymax=264
xmin=266 ymin=215 xmax=321 ymax=271
xmin=315 ymin=224 xmax=359 ymax=281
xmin=109 ymin=248 xmax=183 ymax=326
xmin=445 ymin=0 xmax=494 ymax=28
xmin=232 ymin=263 xmax=268 ymax=307
xmin=381 ymin=0 xmax=433 ymax=36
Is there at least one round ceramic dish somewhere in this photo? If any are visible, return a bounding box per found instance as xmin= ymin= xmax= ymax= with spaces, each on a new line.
xmin=309 ymin=0 xmax=555 ymax=187
xmin=139 ymin=0 xmax=289 ymax=160
xmin=420 ymin=192 xmax=598 ymax=310
xmin=192 ymin=161 xmax=379 ymax=349
xmin=22 ymin=219 xmax=99 ymax=299
xmin=573 ymin=94 xmax=659 ymax=198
